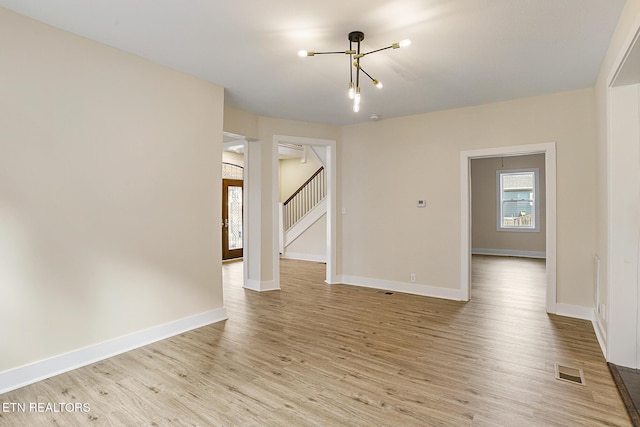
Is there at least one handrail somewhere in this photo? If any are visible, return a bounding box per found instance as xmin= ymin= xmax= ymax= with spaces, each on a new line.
xmin=284 ymin=167 xmax=324 ymax=205
xmin=282 ymin=167 xmax=326 ymax=231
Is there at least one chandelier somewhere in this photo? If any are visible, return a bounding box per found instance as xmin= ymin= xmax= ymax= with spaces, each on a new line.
xmin=298 ymin=31 xmax=411 ymax=113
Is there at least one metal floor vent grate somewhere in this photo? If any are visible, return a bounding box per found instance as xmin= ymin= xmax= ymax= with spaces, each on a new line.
xmin=555 ymin=363 xmax=585 ymax=385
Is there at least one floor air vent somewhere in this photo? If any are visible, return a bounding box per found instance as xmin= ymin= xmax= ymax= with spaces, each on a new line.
xmin=555 ymin=363 xmax=585 ymax=385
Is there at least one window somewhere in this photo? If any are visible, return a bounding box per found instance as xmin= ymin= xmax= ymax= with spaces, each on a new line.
xmin=496 ymin=169 xmax=539 ymax=232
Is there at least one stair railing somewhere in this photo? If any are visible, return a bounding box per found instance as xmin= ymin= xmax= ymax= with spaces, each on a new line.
xmin=282 ymin=167 xmax=326 ymax=230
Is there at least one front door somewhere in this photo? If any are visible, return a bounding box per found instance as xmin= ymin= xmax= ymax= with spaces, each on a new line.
xmin=222 ymin=179 xmax=243 ymax=260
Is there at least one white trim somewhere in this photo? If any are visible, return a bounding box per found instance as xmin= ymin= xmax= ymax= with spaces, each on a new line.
xmin=243 ymin=139 xmax=256 ymax=290
xmin=242 ymin=140 xmax=249 ymax=290
xmin=340 ymin=275 xmax=464 ymax=301
xmin=554 ymin=303 xmax=593 ymax=321
xmin=609 ymin=14 xmax=640 ymax=87
xmin=472 ymin=248 xmax=546 ymax=259
xmin=282 ymin=252 xmax=327 ymax=263
xmin=244 ymin=278 xmax=280 ymax=292
xmin=496 ymin=168 xmax=540 ymax=232
xmin=461 ymin=152 xmax=471 ymax=301
xmin=545 ymin=144 xmax=558 ymax=314
xmin=271 ymin=140 xmax=281 ymax=291
xmin=278 ymin=202 xmax=285 ymax=254
xmin=593 ymin=311 xmax=608 ymax=359
xmin=461 ymin=142 xmax=557 ymax=312
xmin=0 ymin=308 xmax=228 ymax=394
xmin=327 ymin=275 xmax=343 ymax=285
xmin=605 ymin=60 xmax=616 ymax=366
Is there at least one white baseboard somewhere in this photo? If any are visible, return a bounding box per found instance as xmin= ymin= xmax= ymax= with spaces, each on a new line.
xmin=0 ymin=308 xmax=227 ymax=395
xmin=554 ymin=303 xmax=593 ymax=321
xmin=244 ymin=279 xmax=280 ymax=292
xmin=325 ymin=277 xmax=343 ymax=285
xmin=282 ymin=252 xmax=326 ymax=263
xmin=472 ymin=248 xmax=546 ymax=259
xmin=592 ymin=311 xmax=607 ymax=359
xmin=338 ymin=275 xmax=463 ymax=301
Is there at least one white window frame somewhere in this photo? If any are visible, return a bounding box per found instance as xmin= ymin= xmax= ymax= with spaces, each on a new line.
xmin=496 ymin=168 xmax=540 ymax=232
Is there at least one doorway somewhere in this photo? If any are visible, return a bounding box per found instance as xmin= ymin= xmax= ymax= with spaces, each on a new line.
xmin=273 ymin=135 xmax=337 ymax=285
xmin=222 ymin=178 xmax=243 ymax=260
xmin=470 ymin=155 xmax=546 ymax=257
xmin=460 ymin=142 xmax=557 ymax=312
xmin=469 ymin=154 xmax=547 ymax=310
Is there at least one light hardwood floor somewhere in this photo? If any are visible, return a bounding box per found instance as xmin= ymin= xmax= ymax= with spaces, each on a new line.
xmin=0 ymin=256 xmax=630 ymax=426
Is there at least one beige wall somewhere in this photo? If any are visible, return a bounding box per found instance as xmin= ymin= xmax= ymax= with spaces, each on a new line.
xmin=279 ymin=155 xmax=324 ymax=202
xmin=223 ymin=151 xmax=244 ymax=167
xmin=471 ymin=154 xmax=546 ymax=254
xmin=224 ymin=106 xmax=259 ymax=141
xmin=285 ymin=215 xmax=327 ymax=261
xmin=258 ymin=116 xmax=342 ymax=144
xmin=0 ymin=9 xmax=224 ymax=372
xmin=341 ymin=89 xmax=596 ymax=306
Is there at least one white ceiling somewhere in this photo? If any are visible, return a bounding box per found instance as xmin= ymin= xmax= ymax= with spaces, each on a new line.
xmin=0 ymin=0 xmax=626 ymax=125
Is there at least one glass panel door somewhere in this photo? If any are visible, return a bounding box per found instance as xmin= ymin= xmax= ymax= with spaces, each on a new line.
xmin=222 ymin=179 xmax=243 ymax=260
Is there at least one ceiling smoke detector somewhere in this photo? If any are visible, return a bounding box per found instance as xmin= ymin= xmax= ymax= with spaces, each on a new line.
xmin=369 ymin=114 xmax=380 ymax=121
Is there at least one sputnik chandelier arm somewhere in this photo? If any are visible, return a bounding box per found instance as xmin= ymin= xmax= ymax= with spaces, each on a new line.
xmin=298 ymin=31 xmax=410 ymax=113
xmin=357 ymin=65 xmax=383 ymax=89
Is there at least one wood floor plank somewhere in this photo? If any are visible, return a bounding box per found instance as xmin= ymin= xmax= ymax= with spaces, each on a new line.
xmin=0 ymin=256 xmax=631 ymax=426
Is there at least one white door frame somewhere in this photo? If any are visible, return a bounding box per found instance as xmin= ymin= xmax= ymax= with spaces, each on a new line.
xmin=273 ymin=135 xmax=338 ymax=285
xmin=222 ymin=135 xmax=249 ymax=284
xmin=460 ymin=142 xmax=557 ymax=312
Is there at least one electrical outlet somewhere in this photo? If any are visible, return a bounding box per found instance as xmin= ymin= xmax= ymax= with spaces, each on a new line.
xmin=410 ymin=273 xmax=416 ymax=283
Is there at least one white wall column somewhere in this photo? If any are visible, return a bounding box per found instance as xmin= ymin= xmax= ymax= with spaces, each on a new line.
xmin=244 ymin=139 xmax=280 ymax=291
xmin=607 ymin=84 xmax=640 ymax=367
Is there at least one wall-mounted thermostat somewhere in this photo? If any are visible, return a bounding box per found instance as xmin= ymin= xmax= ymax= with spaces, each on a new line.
xmin=417 ymin=200 xmax=426 ymax=208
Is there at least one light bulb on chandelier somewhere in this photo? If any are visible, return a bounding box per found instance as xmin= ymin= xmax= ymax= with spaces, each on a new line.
xmin=348 ymin=82 xmax=355 ymax=99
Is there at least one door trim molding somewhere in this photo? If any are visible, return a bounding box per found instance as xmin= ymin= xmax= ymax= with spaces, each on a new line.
xmin=460 ymin=142 xmax=557 ymax=313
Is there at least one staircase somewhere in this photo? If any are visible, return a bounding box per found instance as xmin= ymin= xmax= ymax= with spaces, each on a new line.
xmin=279 ymin=167 xmax=327 ymax=256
